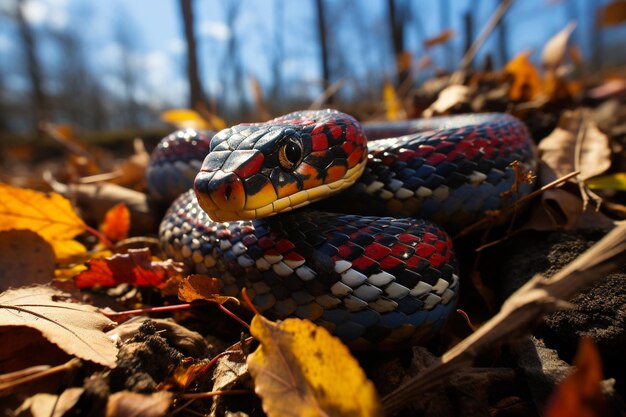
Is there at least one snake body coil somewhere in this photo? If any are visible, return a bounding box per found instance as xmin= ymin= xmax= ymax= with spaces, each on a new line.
xmin=153 ymin=110 xmax=536 ymax=347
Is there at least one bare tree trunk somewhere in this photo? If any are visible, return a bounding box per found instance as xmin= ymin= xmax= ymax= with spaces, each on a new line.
xmin=16 ymin=0 xmax=47 ymax=132
xmin=496 ymin=0 xmax=508 ymax=67
xmin=179 ymin=0 xmax=207 ymax=111
xmin=387 ymin=0 xmax=409 ymax=87
xmin=269 ymin=0 xmax=284 ymax=110
xmin=315 ymin=0 xmax=332 ymax=104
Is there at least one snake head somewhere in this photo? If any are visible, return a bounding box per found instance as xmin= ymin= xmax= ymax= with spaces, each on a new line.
xmin=194 ymin=110 xmax=368 ymax=221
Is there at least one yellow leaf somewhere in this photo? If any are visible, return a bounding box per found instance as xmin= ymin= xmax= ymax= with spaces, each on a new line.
xmin=247 ymin=315 xmax=382 ymax=417
xmin=160 ymin=109 xmax=211 ymax=130
xmin=504 ymin=50 xmax=541 ymax=101
xmin=586 ymin=173 xmax=626 ymax=191
xmin=0 ymin=183 xmax=87 ymax=260
xmin=383 ymin=81 xmax=403 ymax=121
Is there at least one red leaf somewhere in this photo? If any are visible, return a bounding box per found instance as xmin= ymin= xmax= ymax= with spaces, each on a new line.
xmin=75 ymin=248 xmax=184 ymax=288
xmin=100 ymin=203 xmax=130 ymax=242
xmin=545 ymin=338 xmax=604 ymax=417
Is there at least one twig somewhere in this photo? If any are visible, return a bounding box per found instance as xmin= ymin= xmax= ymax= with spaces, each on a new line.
xmin=451 ymin=0 xmax=514 ymax=84
xmin=454 ymin=170 xmax=580 ymax=239
xmin=382 ymin=222 xmax=626 ymax=415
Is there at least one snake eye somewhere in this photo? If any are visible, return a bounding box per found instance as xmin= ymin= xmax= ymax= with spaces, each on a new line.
xmin=278 ymin=136 xmax=303 ymax=171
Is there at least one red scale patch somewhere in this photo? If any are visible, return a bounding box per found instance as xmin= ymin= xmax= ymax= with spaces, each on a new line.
xmin=275 ymin=239 xmax=295 ymax=253
xmin=283 ymin=252 xmax=305 ymax=263
xmin=257 ymin=237 xmax=275 ymax=249
xmin=241 ymin=225 xmax=255 ymax=235
xmin=426 ymin=153 xmax=446 ymax=166
xmin=337 ymin=242 xmax=364 ymax=260
xmin=397 ymin=150 xmax=416 ymax=162
xmin=341 ymin=141 xmax=355 ymax=156
xmin=351 ymin=256 xmax=378 ymax=273
xmin=382 ymin=154 xmax=396 ymax=165
xmin=363 ymin=242 xmax=392 ymax=260
xmin=429 ymin=253 xmax=446 ymax=268
xmin=414 ymin=145 xmax=435 ymax=157
xmin=216 ymin=229 xmax=231 ymax=239
xmin=241 ymin=234 xmax=258 ymax=247
xmin=397 ymin=233 xmax=419 ymax=244
xmin=390 ymin=243 xmax=414 ymax=259
xmin=233 ymin=152 xmax=264 ymax=179
xmin=415 ymin=243 xmax=436 ymax=258
xmin=311 ymin=133 xmax=329 ymax=151
xmin=329 ymin=125 xmax=343 ymax=140
xmin=421 ymin=232 xmax=438 ymax=244
xmin=405 ymin=255 xmax=429 ymax=270
xmin=264 ymin=248 xmax=281 ymax=258
xmin=379 ymin=255 xmax=403 ymax=271
xmin=434 ymin=240 xmax=447 ymax=253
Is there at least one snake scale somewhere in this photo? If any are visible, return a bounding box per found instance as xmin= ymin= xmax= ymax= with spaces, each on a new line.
xmin=148 ymin=109 xmax=536 ymax=348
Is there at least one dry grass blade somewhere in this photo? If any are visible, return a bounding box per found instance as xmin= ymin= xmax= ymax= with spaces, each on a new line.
xmin=382 ymin=223 xmax=626 ymax=416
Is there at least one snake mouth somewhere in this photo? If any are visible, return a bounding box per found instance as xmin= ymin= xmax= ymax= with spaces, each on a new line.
xmin=194 ymin=157 xmax=367 ymax=222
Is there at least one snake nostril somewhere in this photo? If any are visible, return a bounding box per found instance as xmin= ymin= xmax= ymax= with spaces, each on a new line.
xmin=224 ymin=184 xmax=232 ymax=201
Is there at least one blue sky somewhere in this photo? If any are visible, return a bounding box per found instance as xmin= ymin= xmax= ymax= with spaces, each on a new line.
xmin=0 ymin=0 xmax=623 ymax=114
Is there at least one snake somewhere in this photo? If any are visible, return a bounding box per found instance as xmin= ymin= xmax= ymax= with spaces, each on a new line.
xmin=148 ymin=109 xmax=536 ymax=348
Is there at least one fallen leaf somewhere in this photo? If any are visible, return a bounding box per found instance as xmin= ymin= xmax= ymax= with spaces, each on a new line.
xmin=100 ymin=203 xmax=130 ymax=242
xmin=0 ymin=183 xmax=87 ymax=260
xmin=0 ymin=230 xmax=55 ymax=291
xmin=586 ymin=173 xmax=626 ymax=191
xmin=423 ymin=29 xmax=455 ymax=49
xmin=169 ymin=358 xmax=209 ymax=390
xmin=544 ymin=338 xmax=604 ymax=417
xmin=423 ymin=84 xmax=471 ymax=116
xmin=14 ymin=387 xmax=84 ymax=417
xmin=597 ymin=0 xmax=626 ymax=27
xmin=178 ymin=274 xmax=239 ymax=305
xmin=247 ymin=315 xmax=382 ymax=417
xmin=75 ymin=248 xmax=184 ymax=288
xmin=210 ymin=349 xmax=252 ymax=416
xmin=538 ymin=111 xmax=611 ymax=182
xmin=505 ymin=50 xmax=541 ymax=101
xmin=0 ymin=286 xmax=118 ymax=367
xmin=542 ymin=22 xmax=576 ymax=69
xmin=106 ymin=391 xmax=173 ymax=417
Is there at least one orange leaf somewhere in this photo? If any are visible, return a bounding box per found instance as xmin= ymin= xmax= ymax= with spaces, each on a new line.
xmin=0 ymin=183 xmax=86 ymax=260
xmin=504 ymin=50 xmax=542 ymax=101
xmin=247 ymin=315 xmax=382 ymax=417
xmin=423 ymin=29 xmax=455 ymax=49
xmin=178 ymin=274 xmax=239 ymax=305
xmin=545 ymin=338 xmax=604 ymax=417
xmin=75 ymin=248 xmax=184 ymax=288
xmin=100 ymin=203 xmax=130 ymax=242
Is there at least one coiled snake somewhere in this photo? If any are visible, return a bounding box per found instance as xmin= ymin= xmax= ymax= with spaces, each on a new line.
xmin=148 ymin=110 xmax=536 ymax=348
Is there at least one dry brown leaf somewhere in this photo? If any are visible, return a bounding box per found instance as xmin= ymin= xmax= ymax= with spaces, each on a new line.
xmin=247 ymin=315 xmax=382 ymax=417
xmin=423 ymin=84 xmax=470 ymax=116
xmin=0 ymin=286 xmax=118 ymax=367
xmin=538 ymin=112 xmax=611 ymax=182
xmin=522 ymin=188 xmax=616 ymax=231
xmin=106 ymin=391 xmax=172 ymax=417
xmin=0 ymin=230 xmax=55 ymax=291
xmin=0 ymin=183 xmax=87 ymax=260
xmin=178 ymin=274 xmax=239 ymax=305
xmin=14 ymin=387 xmax=84 ymax=417
xmin=542 ymin=22 xmax=576 ymax=69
